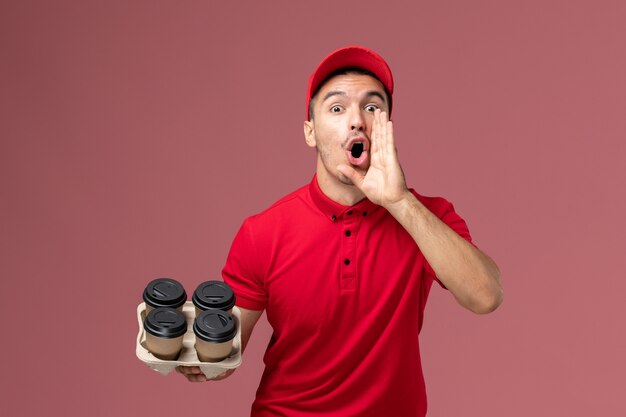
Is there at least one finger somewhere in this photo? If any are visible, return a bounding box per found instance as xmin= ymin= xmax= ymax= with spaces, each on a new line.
xmin=386 ymin=119 xmax=394 ymax=148
xmin=187 ymin=369 xmax=234 ymax=382
xmin=177 ymin=367 xmax=208 ymax=382
xmin=370 ymin=109 xmax=381 ymax=156
xmin=370 ymin=110 xmax=386 ymax=166
xmin=176 ymin=366 xmax=203 ymax=375
xmin=187 ymin=373 xmax=209 ymax=383
xmin=378 ymin=111 xmax=389 ymax=160
xmin=379 ymin=116 xmax=397 ymax=166
xmin=211 ymin=369 xmax=235 ymax=381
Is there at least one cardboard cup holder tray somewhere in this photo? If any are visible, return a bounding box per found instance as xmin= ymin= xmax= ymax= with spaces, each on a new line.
xmin=136 ymin=301 xmax=242 ymax=378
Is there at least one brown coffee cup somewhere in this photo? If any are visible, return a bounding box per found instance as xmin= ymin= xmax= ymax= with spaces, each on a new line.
xmin=193 ymin=310 xmax=237 ymax=362
xmin=192 ymin=280 xmax=236 ymax=317
xmin=143 ymin=278 xmax=187 ymax=314
xmin=144 ymin=307 xmax=188 ymax=360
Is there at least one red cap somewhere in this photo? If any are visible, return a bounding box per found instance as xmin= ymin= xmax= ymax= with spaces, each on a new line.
xmin=305 ymin=46 xmax=394 ymax=120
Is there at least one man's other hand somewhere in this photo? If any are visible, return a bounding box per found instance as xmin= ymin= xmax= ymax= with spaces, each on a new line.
xmin=175 ymin=365 xmax=235 ymax=382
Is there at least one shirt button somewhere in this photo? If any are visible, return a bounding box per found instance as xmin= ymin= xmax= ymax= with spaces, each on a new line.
xmin=344 ymin=259 xmax=351 ymax=265
xmin=363 ymin=211 xmax=368 ymax=216
xmin=331 ymin=215 xmax=337 ymax=221
xmin=347 ymin=210 xmax=353 ymax=215
xmin=345 ymin=230 xmax=351 ymax=237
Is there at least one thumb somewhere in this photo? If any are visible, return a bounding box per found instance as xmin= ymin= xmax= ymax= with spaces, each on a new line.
xmin=337 ymin=164 xmax=365 ymax=188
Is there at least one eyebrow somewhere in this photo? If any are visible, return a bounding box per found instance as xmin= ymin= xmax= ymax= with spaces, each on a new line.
xmin=365 ymin=91 xmax=387 ymax=104
xmin=321 ymin=90 xmax=387 ymax=104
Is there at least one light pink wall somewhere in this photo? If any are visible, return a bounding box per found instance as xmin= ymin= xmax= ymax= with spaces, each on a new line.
xmin=1 ymin=1 xmax=624 ymax=416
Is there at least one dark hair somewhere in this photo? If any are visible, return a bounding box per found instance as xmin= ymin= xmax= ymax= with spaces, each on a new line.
xmin=308 ymin=67 xmax=391 ymax=120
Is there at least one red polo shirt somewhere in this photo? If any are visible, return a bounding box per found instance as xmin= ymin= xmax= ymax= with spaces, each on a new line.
xmin=223 ymin=175 xmax=472 ymax=417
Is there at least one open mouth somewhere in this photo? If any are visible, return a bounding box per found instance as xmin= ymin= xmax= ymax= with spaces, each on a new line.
xmin=346 ymin=139 xmax=369 ymax=167
xmin=350 ymin=142 xmax=364 ymax=158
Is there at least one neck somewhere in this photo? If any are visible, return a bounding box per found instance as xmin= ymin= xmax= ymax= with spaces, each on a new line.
xmin=316 ymin=164 xmax=366 ymax=207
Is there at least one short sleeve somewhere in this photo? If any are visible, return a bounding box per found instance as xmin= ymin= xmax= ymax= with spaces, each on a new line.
xmin=222 ymin=219 xmax=268 ymax=311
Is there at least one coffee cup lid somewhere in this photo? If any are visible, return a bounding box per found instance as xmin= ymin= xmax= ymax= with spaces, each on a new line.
xmin=192 ymin=281 xmax=236 ymax=311
xmin=193 ymin=310 xmax=236 ymax=343
xmin=143 ymin=278 xmax=187 ymax=309
xmin=144 ymin=307 xmax=188 ymax=338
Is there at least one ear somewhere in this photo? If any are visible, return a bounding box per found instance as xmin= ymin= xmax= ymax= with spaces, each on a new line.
xmin=303 ymin=120 xmax=316 ymax=148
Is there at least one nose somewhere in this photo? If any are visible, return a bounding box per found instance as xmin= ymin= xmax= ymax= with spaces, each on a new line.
xmin=349 ymin=107 xmax=365 ymax=132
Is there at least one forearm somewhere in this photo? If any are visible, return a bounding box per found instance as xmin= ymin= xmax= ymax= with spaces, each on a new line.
xmin=386 ymin=191 xmax=503 ymax=314
xmin=238 ymin=307 xmax=264 ymax=354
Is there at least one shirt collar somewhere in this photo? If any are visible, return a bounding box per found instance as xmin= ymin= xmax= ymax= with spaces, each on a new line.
xmin=308 ymin=174 xmax=379 ymax=222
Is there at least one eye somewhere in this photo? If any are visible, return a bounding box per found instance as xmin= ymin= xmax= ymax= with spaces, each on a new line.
xmin=365 ymin=104 xmax=379 ymax=112
xmin=330 ymin=105 xmax=343 ymax=113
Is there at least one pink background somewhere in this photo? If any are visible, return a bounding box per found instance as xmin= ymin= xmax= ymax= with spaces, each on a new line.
xmin=1 ymin=0 xmax=625 ymax=416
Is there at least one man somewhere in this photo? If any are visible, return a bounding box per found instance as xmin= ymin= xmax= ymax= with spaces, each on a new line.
xmin=177 ymin=46 xmax=503 ymax=416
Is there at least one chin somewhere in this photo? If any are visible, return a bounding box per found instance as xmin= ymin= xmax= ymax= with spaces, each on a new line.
xmin=333 ymin=171 xmax=353 ymax=186
xmin=338 ymin=176 xmax=355 ymax=186
xmin=337 ymin=166 xmax=367 ymax=186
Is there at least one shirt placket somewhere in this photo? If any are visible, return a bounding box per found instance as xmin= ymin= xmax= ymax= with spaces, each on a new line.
xmin=340 ymin=209 xmax=359 ymax=293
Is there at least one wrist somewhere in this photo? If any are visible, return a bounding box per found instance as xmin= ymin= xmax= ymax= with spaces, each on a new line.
xmin=384 ymin=189 xmax=415 ymax=216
